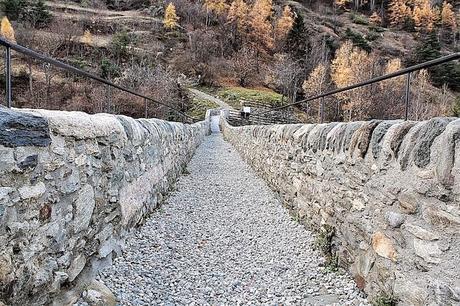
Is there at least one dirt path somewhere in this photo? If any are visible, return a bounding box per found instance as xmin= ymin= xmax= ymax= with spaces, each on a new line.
xmin=189 ymin=88 xmax=235 ymax=110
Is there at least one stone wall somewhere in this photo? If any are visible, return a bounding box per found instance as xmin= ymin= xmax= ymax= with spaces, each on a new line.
xmin=221 ymin=116 xmax=460 ymax=305
xmin=0 ymin=108 xmax=209 ymax=305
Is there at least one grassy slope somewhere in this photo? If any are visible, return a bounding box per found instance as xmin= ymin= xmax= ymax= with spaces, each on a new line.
xmin=196 ymin=86 xmax=284 ymax=108
xmin=186 ymin=97 xmax=219 ymax=120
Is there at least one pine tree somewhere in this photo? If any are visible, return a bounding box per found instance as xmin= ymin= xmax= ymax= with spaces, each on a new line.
xmin=248 ymin=0 xmax=274 ymax=51
xmin=441 ymin=1 xmax=456 ymax=32
xmin=227 ymin=0 xmax=249 ymax=33
xmin=284 ymin=11 xmax=308 ymax=62
xmin=1 ymin=16 xmax=16 ymax=43
xmin=164 ymin=3 xmax=179 ymax=30
xmin=275 ymin=6 xmax=294 ymax=42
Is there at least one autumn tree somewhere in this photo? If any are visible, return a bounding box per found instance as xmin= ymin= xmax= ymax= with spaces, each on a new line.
xmin=1 ymin=16 xmax=16 ymax=43
xmin=227 ymin=0 xmax=250 ymax=48
xmin=302 ymin=62 xmax=330 ymax=121
xmin=331 ymin=41 xmax=375 ymax=120
xmin=275 ymin=6 xmax=294 ymax=45
xmin=230 ymin=46 xmax=258 ymax=87
xmin=441 ymin=1 xmax=456 ymax=31
xmin=248 ymin=0 xmax=274 ymax=53
xmin=271 ymin=53 xmax=303 ymax=103
xmin=412 ymin=0 xmax=436 ymax=32
xmin=82 ymin=29 xmax=93 ymax=45
xmin=389 ymin=0 xmax=413 ymax=29
xmin=335 ymin=0 xmax=351 ymax=9
xmin=164 ymin=3 xmax=179 ymax=30
xmin=369 ymin=11 xmax=382 ymax=26
xmin=440 ymin=1 xmax=457 ymax=43
xmin=204 ymin=0 xmax=228 ymax=16
xmin=303 ymin=63 xmax=329 ymax=96
xmin=204 ymin=0 xmax=228 ymax=26
xmin=380 ymin=58 xmax=406 ymax=117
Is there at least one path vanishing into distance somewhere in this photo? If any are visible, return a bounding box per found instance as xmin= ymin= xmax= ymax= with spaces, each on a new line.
xmin=96 ymin=132 xmax=369 ymax=306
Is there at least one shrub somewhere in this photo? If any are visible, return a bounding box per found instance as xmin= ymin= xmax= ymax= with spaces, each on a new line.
xmin=109 ymin=30 xmax=135 ymax=59
xmin=345 ymin=28 xmax=372 ymax=52
xmin=351 ymin=13 xmax=369 ymax=25
xmin=100 ymin=59 xmax=121 ymax=79
xmin=372 ymin=293 xmax=398 ymax=306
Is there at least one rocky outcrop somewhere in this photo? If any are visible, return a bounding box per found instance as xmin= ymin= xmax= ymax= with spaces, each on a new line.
xmin=222 ymin=116 xmax=460 ymax=306
xmin=0 ymin=109 xmax=209 ymax=305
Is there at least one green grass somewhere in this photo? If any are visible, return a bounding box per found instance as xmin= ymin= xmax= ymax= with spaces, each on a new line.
xmin=186 ymin=97 xmax=219 ymax=120
xmin=218 ymin=86 xmax=284 ymax=108
xmin=201 ymin=86 xmax=282 ymax=108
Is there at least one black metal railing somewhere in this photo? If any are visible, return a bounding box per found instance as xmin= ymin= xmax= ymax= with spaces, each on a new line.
xmin=0 ymin=37 xmax=199 ymax=123
xmin=260 ymin=52 xmax=460 ymax=123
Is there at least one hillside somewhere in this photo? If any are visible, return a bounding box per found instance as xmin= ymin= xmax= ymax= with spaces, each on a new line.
xmin=1 ymin=0 xmax=459 ymax=122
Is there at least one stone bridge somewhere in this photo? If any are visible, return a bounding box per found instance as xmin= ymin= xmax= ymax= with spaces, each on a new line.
xmin=0 ymin=107 xmax=459 ymax=306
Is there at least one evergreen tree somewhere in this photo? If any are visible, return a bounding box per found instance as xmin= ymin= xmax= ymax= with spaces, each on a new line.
xmin=22 ymin=0 xmax=51 ymax=28
xmin=284 ymin=12 xmax=308 ymax=62
xmin=409 ymin=33 xmax=460 ymax=90
xmin=0 ymin=0 xmax=26 ymax=21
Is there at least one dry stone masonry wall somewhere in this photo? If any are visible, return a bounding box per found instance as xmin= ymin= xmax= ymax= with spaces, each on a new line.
xmin=222 ymin=116 xmax=460 ymax=306
xmin=0 ymin=108 xmax=208 ymax=305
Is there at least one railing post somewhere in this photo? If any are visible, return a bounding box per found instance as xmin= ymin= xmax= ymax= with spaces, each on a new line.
xmin=5 ymin=46 xmax=12 ymax=108
xmin=404 ymin=72 xmax=411 ymax=121
xmin=320 ymin=97 xmax=325 ymax=123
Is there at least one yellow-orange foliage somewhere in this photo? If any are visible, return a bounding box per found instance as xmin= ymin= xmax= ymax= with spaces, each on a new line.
xmin=441 ymin=1 xmax=457 ymax=31
xmin=389 ymin=0 xmax=412 ymax=27
xmin=164 ymin=3 xmax=179 ymax=30
xmin=228 ymin=0 xmax=249 ymax=32
xmin=275 ymin=6 xmax=294 ymax=41
xmin=1 ymin=17 xmax=16 ymax=43
xmin=382 ymin=58 xmax=405 ymax=89
xmin=335 ymin=0 xmax=350 ymax=8
xmin=369 ymin=11 xmax=382 ymax=26
xmin=82 ymin=30 xmax=93 ymax=44
xmin=204 ymin=0 xmax=228 ymax=15
xmin=412 ymin=0 xmax=436 ymax=32
xmin=331 ymin=41 xmax=374 ymax=120
xmin=302 ymin=63 xmax=328 ymax=96
xmin=248 ymin=0 xmax=274 ymax=51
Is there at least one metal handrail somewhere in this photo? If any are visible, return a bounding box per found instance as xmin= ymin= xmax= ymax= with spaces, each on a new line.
xmin=260 ymin=52 xmax=460 ymax=122
xmin=0 ymin=37 xmax=199 ymax=123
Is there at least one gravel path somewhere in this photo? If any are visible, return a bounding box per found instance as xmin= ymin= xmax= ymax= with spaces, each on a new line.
xmin=97 ymin=135 xmax=369 ymax=306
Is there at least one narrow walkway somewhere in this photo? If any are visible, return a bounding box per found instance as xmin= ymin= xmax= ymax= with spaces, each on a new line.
xmin=98 ymin=135 xmax=369 ymax=306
